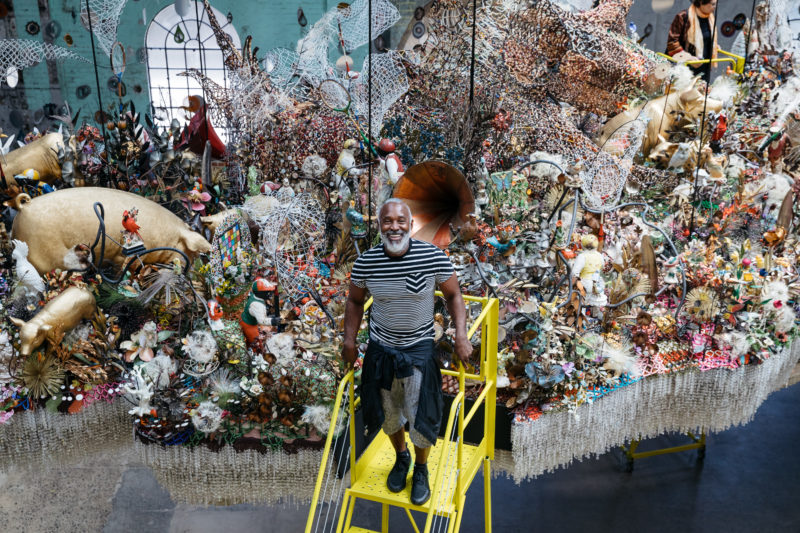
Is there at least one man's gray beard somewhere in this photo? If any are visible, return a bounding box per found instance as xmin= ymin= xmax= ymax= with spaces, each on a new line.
xmin=381 ymin=230 xmax=410 ymax=254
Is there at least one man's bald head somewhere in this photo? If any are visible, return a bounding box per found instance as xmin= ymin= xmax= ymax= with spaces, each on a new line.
xmin=379 ymin=198 xmax=412 ymax=219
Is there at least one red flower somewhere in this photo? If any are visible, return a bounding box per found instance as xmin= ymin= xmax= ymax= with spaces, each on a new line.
xmin=773 ymin=300 xmax=783 ymax=309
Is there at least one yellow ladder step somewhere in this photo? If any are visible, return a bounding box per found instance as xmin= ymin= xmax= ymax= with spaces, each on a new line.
xmin=346 ymin=528 xmax=380 ymax=533
xmin=347 ymin=432 xmax=483 ymax=515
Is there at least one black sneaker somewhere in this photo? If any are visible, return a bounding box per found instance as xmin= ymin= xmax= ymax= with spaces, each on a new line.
xmin=410 ymin=463 xmax=431 ymax=505
xmin=387 ymin=450 xmax=412 ymax=492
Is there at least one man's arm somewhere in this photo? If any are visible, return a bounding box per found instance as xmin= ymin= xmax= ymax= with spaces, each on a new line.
xmin=342 ymin=281 xmax=368 ymax=366
xmin=439 ymin=273 xmax=473 ymax=364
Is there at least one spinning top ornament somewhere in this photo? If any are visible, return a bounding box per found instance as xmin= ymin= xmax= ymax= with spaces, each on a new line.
xmin=392 ymin=161 xmax=475 ymax=248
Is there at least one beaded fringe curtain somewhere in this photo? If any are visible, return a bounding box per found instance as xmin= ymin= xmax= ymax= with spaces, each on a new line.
xmin=511 ymin=342 xmax=800 ymax=480
xmin=0 ymin=400 xmax=130 ymax=472
xmin=138 ymin=443 xmax=323 ymax=505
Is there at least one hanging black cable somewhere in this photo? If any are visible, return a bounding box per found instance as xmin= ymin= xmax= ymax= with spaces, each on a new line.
xmin=192 ymin=0 xmax=210 ymax=160
xmin=743 ymin=0 xmax=757 ymax=68
xmin=688 ymin=0 xmax=720 ymax=236
xmin=367 ymin=0 xmax=373 ymax=245
xmin=85 ymin=0 xmax=111 ymax=186
xmin=469 ymin=0 xmax=477 ymax=106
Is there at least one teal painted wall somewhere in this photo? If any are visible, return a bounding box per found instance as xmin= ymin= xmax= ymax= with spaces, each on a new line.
xmin=1 ymin=0 xmax=421 ymax=136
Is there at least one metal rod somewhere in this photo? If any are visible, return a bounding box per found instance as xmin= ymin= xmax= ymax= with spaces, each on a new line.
xmin=469 ymin=0 xmax=477 ymax=106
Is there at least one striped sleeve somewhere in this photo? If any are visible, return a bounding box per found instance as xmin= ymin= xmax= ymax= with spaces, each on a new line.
xmin=433 ymin=249 xmax=455 ymax=284
xmin=350 ymin=252 xmax=370 ymax=288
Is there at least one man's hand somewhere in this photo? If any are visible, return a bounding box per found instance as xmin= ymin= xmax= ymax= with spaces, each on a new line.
xmin=440 ymin=273 xmax=471 ymax=367
xmin=343 ymin=282 xmax=367 ymax=368
xmin=454 ymin=335 xmax=473 ymax=365
xmin=342 ymin=341 xmax=358 ymax=367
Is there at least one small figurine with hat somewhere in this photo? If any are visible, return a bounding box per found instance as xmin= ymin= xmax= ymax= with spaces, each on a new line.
xmin=239 ymin=277 xmax=281 ymax=344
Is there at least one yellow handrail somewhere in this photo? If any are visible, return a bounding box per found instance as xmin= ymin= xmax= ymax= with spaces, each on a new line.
xmin=305 ymin=369 xmax=355 ymax=533
xmin=656 ymin=50 xmax=745 ymax=74
xmin=423 ymin=390 xmax=464 ymax=532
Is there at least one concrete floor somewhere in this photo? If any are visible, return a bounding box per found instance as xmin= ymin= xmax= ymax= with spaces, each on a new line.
xmin=1 ymin=382 xmax=798 ymax=532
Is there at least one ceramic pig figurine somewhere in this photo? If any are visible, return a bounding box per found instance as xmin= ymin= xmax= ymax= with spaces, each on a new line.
xmin=11 ymin=187 xmax=212 ymax=275
xmin=9 ymin=286 xmax=97 ymax=356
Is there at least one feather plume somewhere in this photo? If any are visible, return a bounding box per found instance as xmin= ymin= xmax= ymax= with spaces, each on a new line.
xmin=708 ymin=75 xmax=738 ymax=107
xmin=639 ymin=235 xmax=658 ymax=294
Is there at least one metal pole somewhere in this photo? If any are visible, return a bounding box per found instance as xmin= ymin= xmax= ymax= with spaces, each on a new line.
xmin=744 ymin=0 xmax=757 ymax=68
xmin=688 ymin=0 xmax=720 ymax=236
xmin=85 ymin=0 xmax=111 ymax=185
xmin=367 ymin=0 xmax=373 ymax=245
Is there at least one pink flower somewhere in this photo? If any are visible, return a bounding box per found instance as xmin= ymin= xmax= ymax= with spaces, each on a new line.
xmin=0 ymin=410 xmax=14 ymax=425
xmin=773 ymin=300 xmax=783 ymax=309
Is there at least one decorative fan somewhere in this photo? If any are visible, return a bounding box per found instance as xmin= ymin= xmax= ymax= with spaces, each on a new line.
xmin=392 ymin=161 xmax=475 ymax=248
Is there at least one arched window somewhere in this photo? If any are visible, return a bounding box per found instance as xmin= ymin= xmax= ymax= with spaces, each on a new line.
xmin=145 ymin=1 xmax=240 ymax=142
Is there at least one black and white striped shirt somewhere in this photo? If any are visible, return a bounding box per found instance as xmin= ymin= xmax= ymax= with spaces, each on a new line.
xmin=351 ymin=239 xmax=455 ymax=348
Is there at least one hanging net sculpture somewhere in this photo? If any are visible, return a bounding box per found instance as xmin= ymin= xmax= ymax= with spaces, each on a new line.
xmin=293 ymin=0 xmax=400 ymax=90
xmin=259 ymin=193 xmax=326 ymax=297
xmin=336 ymin=0 xmax=400 ymax=51
xmin=349 ymin=51 xmax=409 ymax=137
xmin=581 ymin=118 xmax=647 ymax=209
xmin=503 ymin=0 xmax=662 ymax=115
xmin=0 ymin=39 xmax=88 ymax=85
xmin=81 ymin=0 xmax=128 ymax=56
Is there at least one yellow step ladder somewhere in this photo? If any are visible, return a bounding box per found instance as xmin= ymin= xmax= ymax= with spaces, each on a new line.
xmin=306 ymin=294 xmax=499 ymax=533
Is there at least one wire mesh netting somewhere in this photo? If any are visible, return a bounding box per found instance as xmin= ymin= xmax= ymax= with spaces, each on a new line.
xmin=581 ymin=118 xmax=646 ymax=209
xmin=258 ymin=192 xmax=326 ymax=297
xmin=0 ymin=39 xmax=89 ymax=85
xmin=349 ymin=51 xmax=409 ymax=137
xmin=81 ymin=0 xmax=128 ymax=57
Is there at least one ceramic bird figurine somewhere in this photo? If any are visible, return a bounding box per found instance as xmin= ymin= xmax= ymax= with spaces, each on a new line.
xmin=332 ymin=139 xmax=363 ymax=200
xmin=208 ymin=299 xmax=224 ymax=331
xmin=122 ymin=208 xmax=142 ymax=239
xmin=346 ymin=200 xmax=367 ymax=239
xmin=668 ymin=142 xmax=693 ymax=170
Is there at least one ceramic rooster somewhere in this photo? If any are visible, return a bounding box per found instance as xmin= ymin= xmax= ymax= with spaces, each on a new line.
xmin=11 ymin=239 xmax=45 ymax=296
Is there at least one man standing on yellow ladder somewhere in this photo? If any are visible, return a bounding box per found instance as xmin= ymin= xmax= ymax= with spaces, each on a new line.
xmin=343 ymin=198 xmax=473 ymax=506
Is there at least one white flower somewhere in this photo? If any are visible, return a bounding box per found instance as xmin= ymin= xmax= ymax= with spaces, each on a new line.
xmin=191 ymin=400 xmax=224 ymax=434
xmin=142 ymin=352 xmax=177 ymax=390
xmin=250 ymin=383 xmax=264 ymax=395
xmin=252 ymin=354 xmax=268 ymax=371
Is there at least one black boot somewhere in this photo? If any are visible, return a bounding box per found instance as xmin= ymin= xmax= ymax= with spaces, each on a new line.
xmin=410 ymin=463 xmax=431 ymax=505
xmin=387 ymin=449 xmax=412 ymax=492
